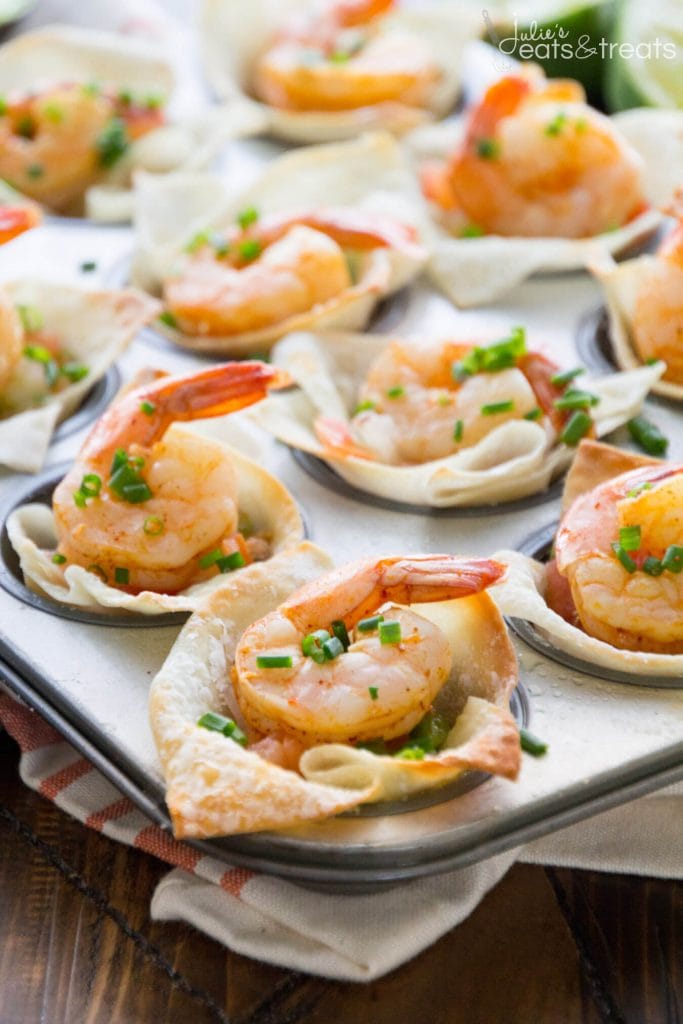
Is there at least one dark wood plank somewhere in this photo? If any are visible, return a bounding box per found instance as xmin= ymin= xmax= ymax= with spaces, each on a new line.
xmin=1 ymin=728 xmax=681 ymax=1024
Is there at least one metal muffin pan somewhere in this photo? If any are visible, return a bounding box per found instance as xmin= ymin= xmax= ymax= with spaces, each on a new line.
xmin=2 ymin=181 xmax=683 ymax=892
xmin=508 ymin=522 xmax=683 ymax=689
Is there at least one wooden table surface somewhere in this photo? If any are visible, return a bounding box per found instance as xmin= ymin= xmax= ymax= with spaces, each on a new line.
xmin=1 ymin=730 xmax=681 ymax=1024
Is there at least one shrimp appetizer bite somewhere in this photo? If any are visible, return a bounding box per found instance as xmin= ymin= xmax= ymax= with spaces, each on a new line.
xmin=0 ymin=280 xmax=157 ymax=473
xmin=8 ymin=362 xmax=305 ymax=614
xmin=412 ymin=69 xmax=675 ymax=307
xmin=491 ymin=440 xmax=683 ymax=678
xmin=254 ymin=327 xmax=663 ymax=507
xmin=132 ymin=133 xmax=428 ymax=355
xmin=150 ymin=552 xmax=521 ymax=836
xmin=0 ymin=183 xmax=41 ymax=245
xmin=201 ymin=0 xmax=479 ymax=143
xmin=0 ymin=26 xmax=263 ymax=221
xmin=594 ymin=195 xmax=683 ymax=402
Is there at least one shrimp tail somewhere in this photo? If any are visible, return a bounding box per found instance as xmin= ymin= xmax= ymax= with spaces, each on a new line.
xmin=83 ymin=361 xmax=290 ymax=464
xmin=463 ymin=76 xmax=533 ymax=149
xmin=334 ymin=0 xmax=395 ymax=27
xmin=314 ymin=415 xmax=376 ymax=461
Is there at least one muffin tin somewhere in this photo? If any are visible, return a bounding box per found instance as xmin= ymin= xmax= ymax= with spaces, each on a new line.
xmin=1 ymin=164 xmax=683 ymax=892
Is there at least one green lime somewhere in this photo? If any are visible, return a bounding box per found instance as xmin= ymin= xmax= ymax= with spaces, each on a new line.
xmin=484 ymin=1 xmax=617 ymax=106
xmin=604 ymin=0 xmax=683 ymax=111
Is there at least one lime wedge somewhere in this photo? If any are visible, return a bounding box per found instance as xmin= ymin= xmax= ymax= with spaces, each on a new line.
xmin=483 ymin=1 xmax=616 ymax=105
xmin=605 ymin=0 xmax=683 ymax=111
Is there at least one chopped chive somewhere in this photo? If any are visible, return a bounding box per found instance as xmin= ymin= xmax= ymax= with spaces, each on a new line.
xmin=618 ymin=525 xmax=641 ymax=552
xmin=322 ymin=635 xmax=344 ymax=661
xmin=114 ymin=567 xmax=130 ymax=585
xmin=524 ymin=407 xmax=542 ymax=421
xmin=357 ymin=739 xmax=387 ymax=754
xmin=520 ymin=727 xmax=548 ymax=756
xmin=109 ymin=455 xmax=153 ymax=504
xmin=61 ymin=362 xmax=89 ymax=382
xmin=216 ymin=551 xmax=246 ymax=573
xmin=237 ymin=510 xmax=254 ymax=537
xmin=26 ymin=163 xmax=43 ymax=179
xmin=15 ymin=115 xmax=35 ymax=138
xmin=643 ymin=556 xmax=664 ymax=577
xmin=627 ymin=482 xmax=653 ymax=499
xmin=197 ymin=712 xmax=247 ymax=746
xmin=379 ymin=620 xmax=401 ymax=645
xmin=119 ymin=481 xmax=152 ymax=503
xmin=353 ymin=399 xmax=375 ymax=415
xmin=51 ymin=553 xmax=67 ymax=565
xmin=357 ymin=613 xmax=384 ymax=633
xmin=481 ymin=400 xmax=514 ymax=415
xmin=438 ymin=394 xmax=451 ymax=407
xmin=158 ymin=310 xmax=178 ymax=329
xmin=73 ymin=490 xmax=87 ymax=508
xmin=409 ymin=710 xmax=451 ymax=754
xmin=17 ymin=305 xmax=44 ymax=333
xmin=238 ymin=239 xmax=262 ymax=262
xmin=140 ymin=400 xmax=156 ymax=416
xmin=545 ymin=111 xmax=567 ymax=136
xmin=0 ymin=97 xmax=6 ymax=116
xmin=481 ymin=327 xmax=527 ymax=371
xmin=453 ymin=419 xmax=464 ymax=442
xmin=559 ymin=410 xmax=592 ymax=446
xmin=198 ymin=548 xmax=224 ymax=570
xmin=550 ymin=367 xmax=584 ymax=387
xmin=81 ymin=82 xmax=100 ymax=97
xmin=145 ymin=93 xmax=164 ymax=110
xmin=111 ymin=448 xmax=129 ymax=473
xmin=302 ymin=629 xmax=330 ymax=664
xmin=237 ymin=206 xmax=259 ymax=230
xmin=553 ymin=389 xmax=600 ymax=410
xmin=87 ymin=564 xmax=108 ymax=582
xmin=661 ymin=545 xmax=683 ymax=574
xmin=368 ymin=686 xmax=379 ymax=700
xmin=627 ymin=416 xmax=668 ymax=457
xmin=117 ymin=89 xmax=133 ymax=106
xmin=476 ymin=137 xmax=500 ymax=159
xmin=184 ymin=230 xmax=210 ymax=253
xmin=143 ymin=515 xmax=164 ymax=536
xmin=96 ymin=117 xmax=129 ymax=168
xmin=329 ymin=49 xmax=351 ymax=63
xmin=645 ymin=357 xmax=660 ymax=366
xmin=386 ymin=386 xmax=404 ymax=399
xmin=460 ymin=223 xmax=485 ymax=238
xmin=331 ymin=620 xmax=350 ymax=650
xmin=395 ymin=745 xmax=425 ymax=760
xmin=256 ymin=654 xmax=293 ymax=669
xmin=575 ymin=117 xmax=588 ymax=133
xmin=80 ymin=473 xmax=101 ymax=498
xmin=611 ymin=542 xmax=637 ymax=573
xmin=23 ymin=344 xmax=52 ymax=364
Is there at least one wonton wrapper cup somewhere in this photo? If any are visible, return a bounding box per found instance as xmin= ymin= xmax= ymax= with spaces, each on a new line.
xmin=0 ymin=25 xmax=265 ymax=222
xmin=490 ymin=440 xmax=683 ymax=679
xmin=7 ymin=426 xmax=305 ymax=614
xmin=200 ymin=0 xmax=481 ymax=144
xmin=406 ymin=108 xmax=683 ymax=307
xmin=253 ymin=330 xmax=664 ymax=508
xmin=0 ymin=280 xmax=158 ymax=473
xmin=593 ymin=252 xmax=683 ymax=403
xmin=131 ymin=132 xmax=430 ymax=355
xmin=150 ymin=550 xmax=520 ymax=837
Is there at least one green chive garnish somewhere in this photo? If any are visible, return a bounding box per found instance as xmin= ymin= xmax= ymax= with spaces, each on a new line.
xmin=80 ymin=473 xmax=102 ymax=498
xmin=216 ymin=551 xmax=246 ymax=573
xmin=453 ymin=419 xmax=464 ymax=442
xmin=302 ymin=629 xmax=330 ymax=664
xmin=143 ymin=515 xmax=164 ymax=536
xmin=627 ymin=482 xmax=653 ymax=498
xmin=331 ymin=620 xmax=350 ymax=650
xmin=73 ymin=491 xmax=87 ymax=508
xmin=627 ymin=416 xmax=668 ymax=457
xmin=545 ymin=111 xmax=567 ymax=136
xmin=322 ymin=635 xmax=344 ymax=661
xmin=357 ymin=613 xmax=384 ymax=632
xmin=109 ymin=453 xmax=153 ymax=504
xmin=96 ymin=117 xmax=129 ymax=168
xmin=16 ymin=116 xmax=35 ymax=138
xmin=550 ymin=367 xmax=584 ymax=387
xmin=520 ymin=727 xmax=548 ymax=756
xmin=618 ymin=525 xmax=641 ymax=552
xmin=237 ymin=206 xmax=259 ymax=230
xmin=379 ymin=620 xmax=401 ymax=645
xmin=368 ymin=686 xmax=379 ymax=701
xmin=452 ymin=328 xmax=526 ymax=380
xmin=353 ymin=400 xmax=375 ymax=415
xmin=386 ymin=386 xmax=404 ymax=399
xmin=140 ymin=400 xmax=156 ymax=416
xmin=611 ymin=542 xmax=637 ymax=573
xmin=198 ymin=548 xmax=224 ymax=570
xmin=553 ymin=389 xmax=600 ymax=411
xmin=17 ymin=305 xmax=44 ymax=333
xmin=184 ymin=230 xmax=210 ymax=253
xmin=560 ymin=410 xmax=592 ymax=446
xmin=661 ymin=545 xmax=683 ymax=574
xmin=117 ymin=89 xmax=133 ymax=106
xmin=0 ymin=97 xmax=6 ymax=116
xmin=256 ymin=654 xmax=293 ymax=669
xmin=524 ymin=407 xmax=542 ymax=421
xmin=238 ymin=239 xmax=262 ymax=262
xmin=26 ymin=163 xmax=43 ymax=179
xmin=51 ymin=553 xmax=66 ymax=565
xmin=643 ymin=556 xmax=664 ymax=576
xmin=114 ymin=567 xmax=130 ymax=585
xmin=481 ymin=400 xmax=514 ymax=415
xmin=81 ymin=82 xmax=100 ymax=97
xmin=158 ymin=310 xmax=178 ymax=329
xmin=409 ymin=710 xmax=451 ymax=754
xmin=61 ymin=362 xmax=89 ymax=383
xmin=145 ymin=93 xmax=163 ymax=110
xmin=460 ymin=223 xmax=485 ymax=238
xmin=357 ymin=739 xmax=387 ymax=754
xmin=87 ymin=564 xmax=108 ymax=582
xmin=197 ymin=712 xmax=247 ymax=746
xmin=476 ymin=137 xmax=499 ymax=159
xmin=395 ymin=745 xmax=425 ymax=761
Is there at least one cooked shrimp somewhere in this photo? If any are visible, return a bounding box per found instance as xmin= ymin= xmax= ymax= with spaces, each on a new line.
xmin=632 ymin=197 xmax=683 ymax=382
xmin=314 ymin=334 xmax=568 ymax=465
xmin=163 ymin=208 xmax=422 ymax=338
xmin=253 ymin=0 xmax=438 ymax=113
xmin=52 ymin=362 xmax=288 ymax=594
xmin=0 ymin=291 xmax=23 ymax=393
xmin=0 ymin=84 xmax=163 ymax=212
xmin=0 ymin=203 xmax=41 ymax=245
xmin=554 ymin=463 xmax=683 ymax=652
xmin=233 ymin=554 xmax=505 ymax=745
xmin=422 ymin=74 xmax=646 ymax=238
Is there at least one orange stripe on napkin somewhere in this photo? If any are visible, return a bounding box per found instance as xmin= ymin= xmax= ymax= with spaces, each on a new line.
xmin=219 ymin=867 xmax=255 ymax=897
xmin=135 ymin=824 xmax=202 ymax=873
xmin=0 ymin=695 xmax=62 ymax=752
xmin=39 ymin=758 xmax=92 ymax=799
xmin=86 ymin=797 xmax=137 ymax=831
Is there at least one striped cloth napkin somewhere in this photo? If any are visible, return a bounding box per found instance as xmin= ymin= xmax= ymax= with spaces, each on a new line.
xmin=2 ymin=693 xmax=682 ymax=982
